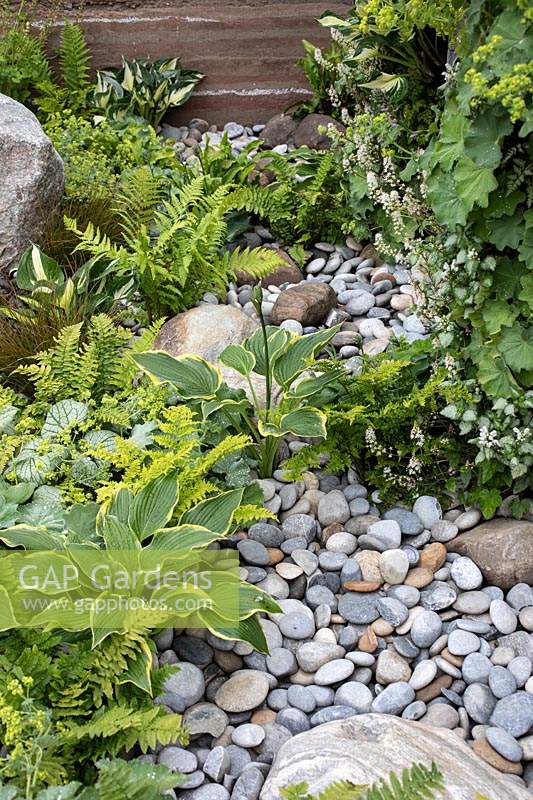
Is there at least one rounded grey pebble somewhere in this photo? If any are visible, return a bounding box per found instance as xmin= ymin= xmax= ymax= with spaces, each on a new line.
xmin=287 ymin=685 xmax=317 ymax=713
xmin=371 ymin=682 xmax=415 ymax=715
xmin=310 ymin=705 xmax=357 ymax=726
xmin=158 ymin=746 xmax=198 ymax=773
xmin=410 ymin=610 xmax=443 ymax=648
xmin=489 ymin=666 xmax=518 ymax=699
xmin=490 ymin=691 xmax=533 ymax=738
xmin=278 ymin=612 xmax=315 ymax=640
xmin=402 ymin=700 xmax=427 ymax=720
xmin=508 ymin=656 xmax=532 ymax=687
xmin=462 ymin=653 xmax=493 ymax=685
xmin=486 ymin=727 xmax=523 ymax=762
xmin=276 ymin=707 xmax=311 ymax=735
xmin=463 ymin=683 xmax=497 ymax=724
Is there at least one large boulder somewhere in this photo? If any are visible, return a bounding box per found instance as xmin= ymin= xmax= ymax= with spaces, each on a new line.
xmin=271 ymin=283 xmax=336 ymax=326
xmin=260 ymin=113 xmax=298 ymax=149
xmin=260 ymin=715 xmax=530 ymax=799
xmin=153 ymin=304 xmax=278 ymax=405
xmin=449 ymin=518 xmax=533 ymax=590
xmin=0 ymin=93 xmax=64 ymax=274
xmin=293 ymin=113 xmax=345 ymax=150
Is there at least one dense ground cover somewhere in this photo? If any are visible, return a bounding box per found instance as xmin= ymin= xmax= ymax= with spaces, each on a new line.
xmin=0 ymin=0 xmax=531 ymax=798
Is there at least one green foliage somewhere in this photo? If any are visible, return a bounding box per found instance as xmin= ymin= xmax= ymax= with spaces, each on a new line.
xmin=281 ymin=762 xmax=445 ymax=800
xmin=285 ymin=340 xmax=467 ymax=505
xmin=0 ymin=11 xmax=52 ymax=105
xmin=0 ymin=758 xmax=180 ymax=800
xmin=66 ymin=174 xmax=285 ymax=318
xmin=134 ymin=296 xmax=342 ymax=477
xmin=263 ymin=148 xmax=353 ymax=244
xmin=93 ymin=57 xmax=203 ymax=128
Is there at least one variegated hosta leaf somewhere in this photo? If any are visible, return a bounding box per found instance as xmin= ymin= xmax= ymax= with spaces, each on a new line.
xmin=258 ymin=408 xmax=327 ymax=439
xmin=0 ymin=524 xmax=66 ymax=549
xmin=133 ymin=351 xmax=221 ymax=399
xmin=273 ymin=325 xmax=341 ymax=388
xmin=219 ymin=343 xmax=256 ymax=376
xmin=128 ymin=470 xmax=180 ymax=541
xmin=180 ymin=488 xmax=244 ymax=534
xmin=244 ymin=326 xmax=291 ymax=376
xmin=16 ymin=244 xmax=63 ymax=291
xmin=41 ymin=399 xmax=89 ymax=438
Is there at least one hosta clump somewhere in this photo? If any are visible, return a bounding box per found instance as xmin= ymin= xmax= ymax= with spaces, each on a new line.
xmin=93 ymin=57 xmax=203 ymax=128
xmin=133 ymin=311 xmax=343 ymax=478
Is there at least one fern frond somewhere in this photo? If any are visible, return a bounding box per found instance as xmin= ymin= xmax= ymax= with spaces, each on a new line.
xmin=59 ymin=22 xmax=90 ymax=92
xmin=364 ymin=762 xmax=445 ymax=800
xmin=114 ymin=167 xmax=164 ymax=242
xmin=17 ymin=322 xmax=84 ymax=402
xmin=93 ymin=757 xmax=181 ymax=800
xmin=80 ymin=315 xmax=130 ymax=401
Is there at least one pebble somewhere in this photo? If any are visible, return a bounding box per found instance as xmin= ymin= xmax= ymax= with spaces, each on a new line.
xmin=335 ymin=682 xmax=373 ymax=712
xmin=448 ymin=629 xmax=481 ymax=656
xmin=371 ymin=682 xmax=415 ymax=715
xmin=315 ymin=659 xmax=355 ymax=686
xmin=490 ymin=599 xmax=518 ymax=634
xmin=215 ymin=671 xmax=270 ymax=712
xmin=490 ymin=692 xmax=533 ymax=737
xmin=486 ymin=727 xmax=524 ymax=762
xmin=296 ymin=642 xmax=344 ymax=673
xmin=379 ymin=549 xmax=409 ymax=584
xmin=450 ymin=557 xmax=483 ymax=590
xmin=410 ymin=660 xmax=438 ymax=690
xmin=463 ymin=683 xmax=497 ymax=724
xmin=410 ymin=611 xmax=443 ymax=647
xmin=489 ymin=666 xmax=518 ymax=698
xmin=412 ymin=496 xmax=442 ymax=528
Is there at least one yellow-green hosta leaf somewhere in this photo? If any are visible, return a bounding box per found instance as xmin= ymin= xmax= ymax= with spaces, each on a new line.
xmin=201 ymin=396 xmax=251 ymax=419
xmin=258 ymin=408 xmax=327 ymax=439
xmin=148 ymin=524 xmax=222 ymax=552
xmin=129 ymin=471 xmax=180 ymax=541
xmin=219 ymin=344 xmax=256 ymax=376
xmin=0 ymin=586 xmax=17 ymax=631
xmin=133 ymin=351 xmax=221 ymax=399
xmin=288 ymin=369 xmax=343 ymax=399
xmin=118 ymin=639 xmax=153 ymax=695
xmin=181 ymin=488 xmax=244 ymax=534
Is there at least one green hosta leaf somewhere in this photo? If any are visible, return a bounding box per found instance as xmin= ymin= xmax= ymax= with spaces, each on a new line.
xmin=258 ymin=408 xmax=327 ymax=438
xmin=454 ymin=157 xmax=498 ymax=213
xmin=0 ymin=524 xmax=65 ymax=550
xmin=499 ymin=326 xmax=533 ymax=373
xmin=129 ymin=471 xmax=180 ymax=541
xmin=273 ymin=326 xmax=340 ymax=388
xmin=219 ymin=344 xmax=256 ymax=376
xmin=42 ymin=400 xmax=89 ymax=439
xmin=102 ymin=514 xmax=140 ymax=550
xmin=288 ymin=369 xmax=343 ymax=399
xmin=426 ymin=169 xmax=467 ymax=227
xmin=201 ymin=397 xmax=251 ymax=420
xmin=149 ymin=524 xmax=221 ymax=552
xmin=0 ymin=497 xmax=19 ymax=528
xmin=359 ymin=73 xmax=408 ymax=97
xmin=107 ymin=488 xmax=133 ymax=523
xmin=16 ymin=244 xmax=63 ymax=291
xmin=133 ymin=352 xmax=221 ymax=399
xmin=118 ymin=639 xmax=153 ymax=695
xmin=18 ymin=500 xmax=65 ymax=531
xmin=64 ymin=502 xmax=99 ymax=542
xmin=181 ymin=488 xmax=244 ymax=534
xmin=481 ymin=301 xmax=519 ymax=335
xmin=244 ymin=326 xmax=291 ymax=376
xmin=3 ymin=483 xmax=35 ymax=504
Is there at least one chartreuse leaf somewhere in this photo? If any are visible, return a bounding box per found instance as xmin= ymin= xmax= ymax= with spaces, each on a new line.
xmin=258 ymin=408 xmax=327 ymax=438
xmin=219 ymin=344 xmax=255 ymax=376
xmin=499 ymin=326 xmax=533 ymax=373
xmin=118 ymin=638 xmax=153 ymax=694
xmin=133 ymin=352 xmax=221 ymax=399
xmin=181 ymin=488 xmax=244 ymax=534
xmin=455 ymin=157 xmax=498 ymax=213
xmin=129 ymin=471 xmax=179 ymax=541
xmin=273 ymin=326 xmax=340 ymax=388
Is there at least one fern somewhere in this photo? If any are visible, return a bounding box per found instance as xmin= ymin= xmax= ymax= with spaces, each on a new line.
xmin=90 ymin=757 xmax=181 ymax=800
xmin=114 ymin=168 xmax=164 ymax=242
xmin=59 ymin=22 xmax=90 ymax=94
xmin=281 ymin=763 xmax=446 ymax=800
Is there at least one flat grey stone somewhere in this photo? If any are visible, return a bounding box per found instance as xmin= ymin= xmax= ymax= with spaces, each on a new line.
xmin=489 ymin=666 xmax=518 ymax=698
xmin=162 ymin=662 xmax=205 ymax=708
xmin=310 ymin=705 xmax=358 ymax=726
xmin=231 ymin=767 xmax=264 ymax=800
xmin=231 ymin=724 xmax=265 ymax=748
xmin=490 ymin=691 xmax=533 ymax=737
xmin=448 ymin=629 xmax=480 ymax=656
xmin=203 ymin=746 xmax=230 ymax=783
xmin=277 ymin=707 xmax=311 ymax=735
xmin=463 ymin=683 xmax=497 ymax=724
xmin=462 ymin=653 xmax=493 ymax=685
xmin=377 ymin=597 xmax=409 ymax=627
xmin=334 ymin=682 xmax=373 ymax=713
xmin=296 ymin=642 xmax=345 ymax=672
xmin=338 ymin=592 xmax=380 ymax=624
xmin=412 ymin=496 xmax=442 ymax=528
xmin=410 ymin=610 xmax=443 ymax=647
xmin=371 ymin=682 xmax=415 ymax=715
xmin=508 ymin=656 xmax=532 ymax=687
xmin=266 ymin=647 xmax=297 ymax=678
xmin=420 ymin=582 xmax=457 ymax=611
xmin=490 ymin=599 xmax=518 ymax=634
xmin=450 ymin=557 xmax=483 ymax=590
xmin=486 ymin=727 xmax=523 ymax=762
xmin=287 ymin=685 xmax=316 ymax=713
xmin=383 ymin=508 xmax=424 ymax=535
xmin=158 ymin=746 xmax=198 ymax=773
xmin=278 ymin=612 xmax=315 ymax=640
xmin=315 ymin=659 xmax=355 ymax=686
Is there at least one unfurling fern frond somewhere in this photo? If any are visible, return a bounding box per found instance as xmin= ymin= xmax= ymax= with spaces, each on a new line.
xmin=59 ymin=22 xmax=90 ymax=93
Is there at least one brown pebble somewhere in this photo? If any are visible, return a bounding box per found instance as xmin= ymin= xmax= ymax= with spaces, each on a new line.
xmin=355 ymin=550 xmax=382 ymax=582
xmin=214 ymin=650 xmax=243 ymax=673
xmin=183 ymin=137 xmax=199 ymax=148
xmin=416 ymin=674 xmax=452 ymax=702
xmin=359 ymin=626 xmax=378 ymax=653
xmin=419 ymin=543 xmax=447 ymax=572
xmin=473 ymin=738 xmax=523 ymax=775
xmin=441 ymin=647 xmax=464 ymax=668
xmin=371 ymin=270 xmax=396 ymax=285
xmin=251 ymin=709 xmax=276 ymax=725
xmin=320 ymin=522 xmax=344 ymax=545
xmin=343 ymin=580 xmax=382 ymax=593
xmin=372 ymin=618 xmax=394 ymax=636
xmin=267 ymin=548 xmax=284 ymax=566
xmin=405 ymin=567 xmax=434 ymax=588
